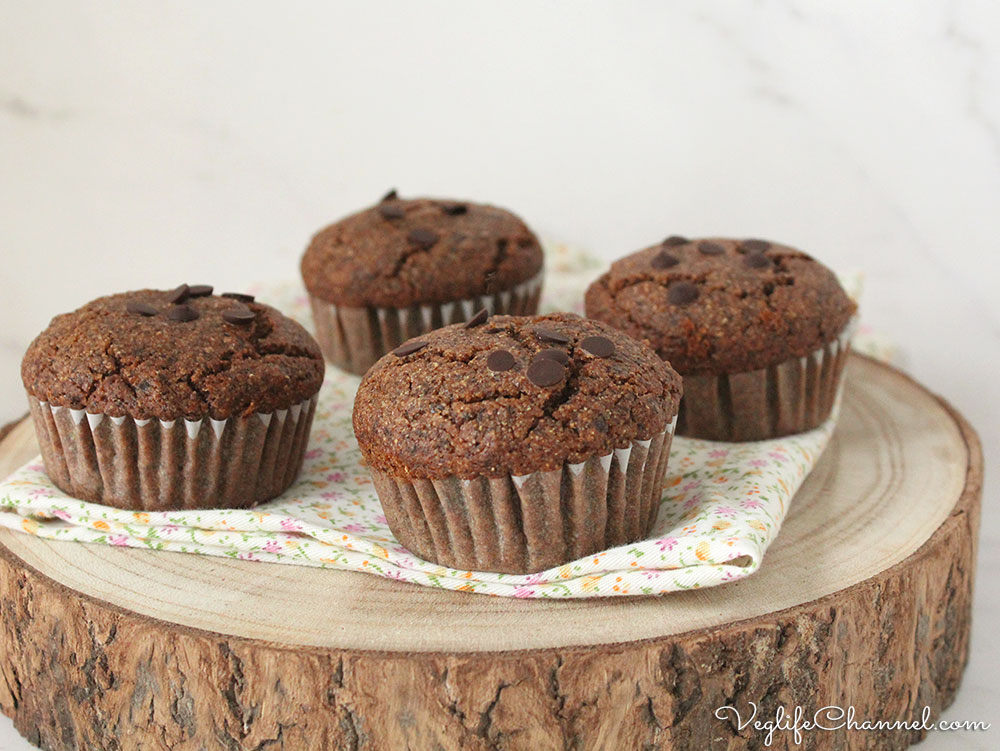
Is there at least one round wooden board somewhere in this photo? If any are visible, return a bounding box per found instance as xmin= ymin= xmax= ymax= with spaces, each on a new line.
xmin=0 ymin=355 xmax=982 ymax=751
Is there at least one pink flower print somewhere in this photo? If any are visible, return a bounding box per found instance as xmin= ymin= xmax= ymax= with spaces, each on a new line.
xmin=682 ymin=481 xmax=698 ymax=492
xmin=304 ymin=448 xmax=322 ymax=460
xmin=326 ymin=472 xmax=346 ymax=483
xmin=748 ymin=459 xmax=768 ymax=468
xmin=708 ymin=449 xmax=728 ymax=459
xmin=108 ymin=534 xmax=129 ymax=546
xmin=162 ymin=524 xmax=180 ymax=534
xmin=52 ymin=509 xmax=72 ymax=521
xmin=715 ymin=506 xmax=737 ymax=518
xmin=768 ymin=451 xmax=786 ymax=462
xmin=741 ymin=498 xmax=763 ymax=510
xmin=682 ymin=494 xmax=702 ymax=511
xmin=279 ymin=518 xmax=303 ymax=532
xmin=262 ymin=540 xmax=282 ymax=554
xmin=374 ymin=515 xmax=388 ymax=525
xmin=237 ymin=551 xmax=260 ymax=562
xmin=320 ymin=491 xmax=342 ymax=501
xmin=523 ymin=573 xmax=546 ymax=585
xmin=513 ymin=587 xmax=536 ymax=598
xmin=341 ymin=523 xmax=366 ymax=534
xmin=656 ymin=537 xmax=678 ymax=552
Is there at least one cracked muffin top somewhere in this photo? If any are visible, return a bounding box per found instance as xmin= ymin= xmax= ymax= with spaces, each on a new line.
xmin=21 ymin=286 xmax=324 ymax=421
xmin=584 ymin=237 xmax=856 ymax=375
xmin=353 ymin=312 xmax=682 ymax=479
xmin=301 ymin=191 xmax=544 ymax=308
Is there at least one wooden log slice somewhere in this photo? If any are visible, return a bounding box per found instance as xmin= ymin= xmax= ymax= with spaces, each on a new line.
xmin=0 ymin=355 xmax=982 ymax=750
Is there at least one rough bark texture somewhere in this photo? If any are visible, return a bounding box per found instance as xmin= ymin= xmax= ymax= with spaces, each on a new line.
xmin=0 ymin=397 xmax=982 ymax=751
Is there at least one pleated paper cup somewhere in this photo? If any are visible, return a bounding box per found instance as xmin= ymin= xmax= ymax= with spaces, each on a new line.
xmin=676 ymin=319 xmax=857 ymax=442
xmin=309 ymin=271 xmax=544 ymax=375
xmin=370 ymin=419 xmax=676 ymax=574
xmin=26 ymin=393 xmax=318 ymax=511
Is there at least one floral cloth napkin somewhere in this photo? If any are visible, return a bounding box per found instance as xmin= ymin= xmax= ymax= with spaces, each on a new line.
xmin=0 ymin=246 xmax=882 ymax=598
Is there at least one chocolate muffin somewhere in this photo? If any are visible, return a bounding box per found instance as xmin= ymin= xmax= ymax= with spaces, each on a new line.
xmin=585 ymin=237 xmax=857 ymax=441
xmin=301 ymin=191 xmax=544 ymax=374
xmin=21 ymin=285 xmax=325 ymax=510
xmin=353 ymin=312 xmax=682 ymax=574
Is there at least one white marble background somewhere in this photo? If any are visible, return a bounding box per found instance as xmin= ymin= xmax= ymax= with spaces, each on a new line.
xmin=1 ymin=1 xmax=998 ymax=748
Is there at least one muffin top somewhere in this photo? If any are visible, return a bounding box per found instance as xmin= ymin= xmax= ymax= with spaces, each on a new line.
xmin=353 ymin=312 xmax=682 ymax=479
xmin=584 ymin=237 xmax=856 ymax=375
xmin=301 ymin=191 xmax=543 ymax=308
xmin=22 ymin=286 xmax=325 ymax=421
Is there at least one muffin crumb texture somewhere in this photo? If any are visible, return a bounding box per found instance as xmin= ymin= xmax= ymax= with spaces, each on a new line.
xmin=301 ymin=195 xmax=543 ymax=307
xmin=353 ymin=313 xmax=682 ymax=479
xmin=22 ymin=288 xmax=324 ymax=421
xmin=584 ymin=237 xmax=856 ymax=374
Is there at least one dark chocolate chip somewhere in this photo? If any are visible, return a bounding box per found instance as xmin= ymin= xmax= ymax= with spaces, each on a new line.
xmin=739 ymin=239 xmax=771 ymax=253
xmin=744 ymin=253 xmax=772 ymax=269
xmin=464 ymin=308 xmax=489 ymax=329
xmin=187 ymin=284 xmax=213 ymax=298
xmin=378 ymin=203 xmax=405 ymax=220
xmin=166 ymin=284 xmax=190 ymax=304
xmin=662 ymin=235 xmax=689 ymax=247
xmin=392 ymin=340 xmax=428 ymax=357
xmin=667 ymin=281 xmax=699 ymax=305
xmin=442 ymin=203 xmax=468 ymax=216
xmin=698 ymin=241 xmax=725 ymax=256
xmin=594 ymin=415 xmax=608 ymax=433
xmin=165 ymin=304 xmax=199 ymax=322
xmin=535 ymin=327 xmax=570 ymax=344
xmin=526 ymin=358 xmax=566 ymax=387
xmin=126 ymin=301 xmax=158 ymax=317
xmin=486 ymin=350 xmax=516 ymax=372
xmin=534 ymin=348 xmax=569 ymax=365
xmin=651 ymin=251 xmax=679 ymax=269
xmin=408 ymin=228 xmax=439 ymax=249
xmin=221 ymin=292 xmax=255 ymax=303
xmin=380 ymin=189 xmax=398 ymax=202
xmin=222 ymin=305 xmax=256 ymax=324
xmin=580 ymin=336 xmax=616 ymax=358
xmin=485 ymin=327 xmax=505 ymax=334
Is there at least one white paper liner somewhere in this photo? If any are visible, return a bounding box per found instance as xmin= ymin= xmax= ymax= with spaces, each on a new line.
xmin=370 ymin=417 xmax=677 ymax=574
xmin=309 ymin=270 xmax=545 ymax=374
xmin=677 ymin=319 xmax=857 ymax=441
xmin=26 ymin=393 xmax=318 ymax=511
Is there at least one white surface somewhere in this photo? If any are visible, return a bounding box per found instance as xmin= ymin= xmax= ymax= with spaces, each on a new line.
xmin=0 ymin=1 xmax=997 ymax=748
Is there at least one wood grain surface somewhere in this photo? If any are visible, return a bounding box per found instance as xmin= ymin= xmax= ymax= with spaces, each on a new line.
xmin=0 ymin=355 xmax=983 ymax=750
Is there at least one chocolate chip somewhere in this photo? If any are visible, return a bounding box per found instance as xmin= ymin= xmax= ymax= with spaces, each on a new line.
xmin=662 ymin=235 xmax=689 ymax=247
xmin=126 ymin=301 xmax=158 ymax=317
xmin=378 ymin=203 xmax=405 ymax=220
xmin=526 ymin=358 xmax=566 ymax=387
xmin=534 ymin=348 xmax=569 ymax=365
xmin=187 ymin=284 xmax=213 ymax=298
xmin=222 ymin=305 xmax=256 ymax=324
xmin=580 ymin=335 xmax=616 ymax=358
xmin=739 ymin=239 xmax=771 ymax=253
xmin=408 ymin=228 xmax=439 ymax=249
xmin=165 ymin=304 xmax=199 ymax=322
xmin=442 ymin=203 xmax=468 ymax=216
xmin=486 ymin=350 xmax=516 ymax=372
xmin=535 ymin=327 xmax=570 ymax=344
xmin=651 ymin=251 xmax=679 ymax=269
xmin=380 ymin=189 xmax=398 ymax=202
xmin=221 ymin=292 xmax=255 ymax=303
xmin=392 ymin=340 xmax=428 ymax=357
xmin=698 ymin=241 xmax=725 ymax=256
xmin=166 ymin=284 xmax=190 ymax=304
xmin=594 ymin=415 xmax=608 ymax=433
xmin=667 ymin=281 xmax=699 ymax=305
xmin=464 ymin=308 xmax=489 ymax=329
xmin=744 ymin=253 xmax=772 ymax=269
